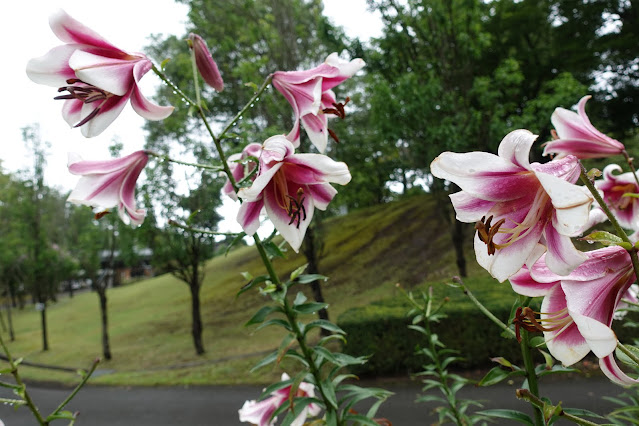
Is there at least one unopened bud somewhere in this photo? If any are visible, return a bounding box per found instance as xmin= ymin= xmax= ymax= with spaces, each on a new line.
xmin=188 ymin=33 xmax=224 ymax=92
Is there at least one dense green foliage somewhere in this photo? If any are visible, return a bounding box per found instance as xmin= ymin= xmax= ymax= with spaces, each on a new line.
xmin=337 ymin=283 xmax=524 ymax=376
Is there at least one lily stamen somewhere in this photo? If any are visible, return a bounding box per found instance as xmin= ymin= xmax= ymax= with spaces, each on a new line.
xmin=322 ymin=96 xmax=350 ymax=120
xmin=513 ymin=306 xmax=572 ymax=342
xmin=286 ymin=188 xmax=307 ymax=228
xmin=54 ymin=78 xmax=112 ymax=128
xmin=475 ymin=215 xmax=506 ymax=255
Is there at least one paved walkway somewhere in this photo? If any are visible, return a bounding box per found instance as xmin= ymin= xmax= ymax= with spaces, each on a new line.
xmin=0 ymin=375 xmax=625 ymax=425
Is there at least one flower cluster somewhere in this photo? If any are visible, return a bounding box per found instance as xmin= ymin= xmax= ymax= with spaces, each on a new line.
xmin=432 ymin=95 xmax=639 ymax=386
xmin=28 ymin=10 xmax=359 ymax=255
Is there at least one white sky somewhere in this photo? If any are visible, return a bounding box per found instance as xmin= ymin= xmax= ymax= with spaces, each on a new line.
xmin=1 ymin=0 xmax=382 ymax=232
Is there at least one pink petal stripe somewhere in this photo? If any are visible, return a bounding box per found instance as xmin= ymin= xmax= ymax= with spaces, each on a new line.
xmin=509 ymin=265 xmax=558 ymax=297
xmin=78 ymin=91 xmax=130 ymax=138
xmin=600 ymin=354 xmax=639 ymax=386
xmin=237 ymin=200 xmax=263 ymax=236
xmin=542 ymin=285 xmax=590 ymax=366
xmin=449 ymin=192 xmax=494 ymax=222
xmin=50 ymin=9 xmax=126 ymax=56
xmin=131 ymin=85 xmax=175 ymax=121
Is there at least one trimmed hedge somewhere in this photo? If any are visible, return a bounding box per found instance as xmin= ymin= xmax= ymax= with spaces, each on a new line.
xmin=337 ymin=301 xmax=639 ymax=377
xmin=337 ymin=302 xmax=532 ymax=377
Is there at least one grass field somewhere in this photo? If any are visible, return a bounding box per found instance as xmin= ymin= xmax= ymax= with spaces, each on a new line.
xmin=1 ymin=194 xmax=513 ymax=386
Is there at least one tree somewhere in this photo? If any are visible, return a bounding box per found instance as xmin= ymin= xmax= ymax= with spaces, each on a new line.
xmin=363 ymin=0 xmax=601 ymax=275
xmin=152 ymin=172 xmax=223 ymax=355
xmin=13 ymin=125 xmax=77 ymax=350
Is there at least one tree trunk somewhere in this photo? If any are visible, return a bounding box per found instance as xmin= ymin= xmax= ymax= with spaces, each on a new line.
xmin=302 ymin=226 xmax=330 ymax=335
xmin=6 ymin=302 xmax=14 ymax=342
xmin=0 ymin=307 xmax=6 ymax=333
xmin=40 ymin=304 xmax=48 ymax=351
xmin=452 ymin=219 xmax=467 ymax=277
xmin=98 ymin=288 xmax=112 ymax=360
xmin=190 ymin=283 xmax=205 ymax=355
xmin=433 ymin=182 xmax=468 ymax=278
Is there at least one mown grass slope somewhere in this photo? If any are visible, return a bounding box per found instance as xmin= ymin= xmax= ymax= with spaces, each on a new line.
xmin=3 ymin=194 xmax=508 ymax=386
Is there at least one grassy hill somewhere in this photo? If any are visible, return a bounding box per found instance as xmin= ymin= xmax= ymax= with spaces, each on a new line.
xmin=2 ymin=194 xmax=510 ymax=386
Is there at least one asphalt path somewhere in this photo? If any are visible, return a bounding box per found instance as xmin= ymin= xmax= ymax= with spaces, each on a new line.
xmin=0 ymin=375 xmax=626 ymax=425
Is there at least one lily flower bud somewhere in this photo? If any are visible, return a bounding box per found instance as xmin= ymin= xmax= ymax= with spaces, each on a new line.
xmin=188 ymin=33 xmax=224 ymax=92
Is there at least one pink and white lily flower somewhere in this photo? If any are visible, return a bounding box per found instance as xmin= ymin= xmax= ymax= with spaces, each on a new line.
xmin=67 ymin=150 xmax=148 ymax=226
xmin=272 ymin=53 xmax=365 ymax=153
xmin=238 ymin=373 xmax=321 ymax=426
xmin=236 ymin=135 xmax=351 ymax=252
xmin=223 ymin=143 xmax=263 ymax=201
xmin=543 ymin=95 xmax=625 ymax=159
xmin=430 ymin=129 xmax=594 ymax=282
xmin=594 ymin=164 xmax=639 ymax=231
xmin=510 ymin=247 xmax=638 ymax=386
xmin=26 ymin=9 xmax=173 ymax=138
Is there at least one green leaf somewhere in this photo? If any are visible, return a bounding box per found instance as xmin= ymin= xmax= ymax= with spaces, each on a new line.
xmin=225 ymin=232 xmax=246 ymax=256
xmin=295 ymin=274 xmax=328 ymax=284
xmin=237 ymin=274 xmax=270 ymax=297
xmin=490 ymin=357 xmax=515 ymax=370
xmin=289 ymin=264 xmax=308 ymax=281
xmin=292 ymin=302 xmax=328 ymax=314
xmin=244 ymin=81 xmax=259 ymax=91
xmin=245 ymin=305 xmax=282 ymax=326
xmin=293 ymin=292 xmax=307 ymax=306
xmin=477 ymin=409 xmax=534 ymax=425
xmin=304 ymin=320 xmax=345 ymax=336
xmin=580 ymin=231 xmax=633 ymax=249
xmin=320 ymin=379 xmax=338 ymax=409
xmin=478 ymin=367 xmax=524 ymax=386
xmin=616 ymin=345 xmax=639 ymax=370
xmin=256 ymin=318 xmax=292 ymax=332
xmin=160 ymin=58 xmax=171 ymax=70
xmin=264 ymin=241 xmax=286 ymax=259
xmin=250 ymin=351 xmax=278 ymax=372
xmin=561 ymin=408 xmax=605 ymax=419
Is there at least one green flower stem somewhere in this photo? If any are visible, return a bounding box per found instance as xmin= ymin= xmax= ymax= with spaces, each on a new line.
xmin=189 ymin=43 xmax=202 ymax=107
xmin=423 ymin=299 xmax=465 ymax=424
xmin=520 ymin=330 xmax=543 ymax=426
xmin=217 ymin=75 xmax=273 ymax=142
xmin=168 ymin=220 xmax=241 ymax=237
xmin=151 ymin=64 xmax=198 ymax=107
xmin=251 ymin=233 xmax=340 ymax=423
xmin=516 ymin=389 xmax=602 ymax=426
xmin=282 ymin=295 xmax=340 ymax=423
xmin=0 ymin=397 xmax=26 ymax=406
xmin=617 ymin=342 xmax=639 ymax=365
xmin=177 ymin=52 xmax=336 ymax=422
xmin=146 ymin=151 xmax=223 ymax=171
xmin=580 ymin=165 xmax=631 ymax=243
xmin=453 ymin=276 xmax=516 ymax=338
xmin=622 ymin=150 xmax=639 ymax=189
xmin=0 ymin=332 xmax=46 ymax=425
xmin=46 ymin=359 xmax=100 ymax=423
xmin=579 ymin=165 xmax=639 ymax=291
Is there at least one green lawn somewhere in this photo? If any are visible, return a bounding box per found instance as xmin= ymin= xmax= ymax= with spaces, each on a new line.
xmin=2 ymin=194 xmax=512 ymax=386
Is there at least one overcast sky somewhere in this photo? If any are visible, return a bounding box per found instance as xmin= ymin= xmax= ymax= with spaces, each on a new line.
xmin=2 ymin=0 xmax=381 ymax=232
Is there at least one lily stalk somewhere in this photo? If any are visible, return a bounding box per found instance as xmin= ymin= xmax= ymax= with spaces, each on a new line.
xmin=172 ymin=51 xmax=343 ymax=424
